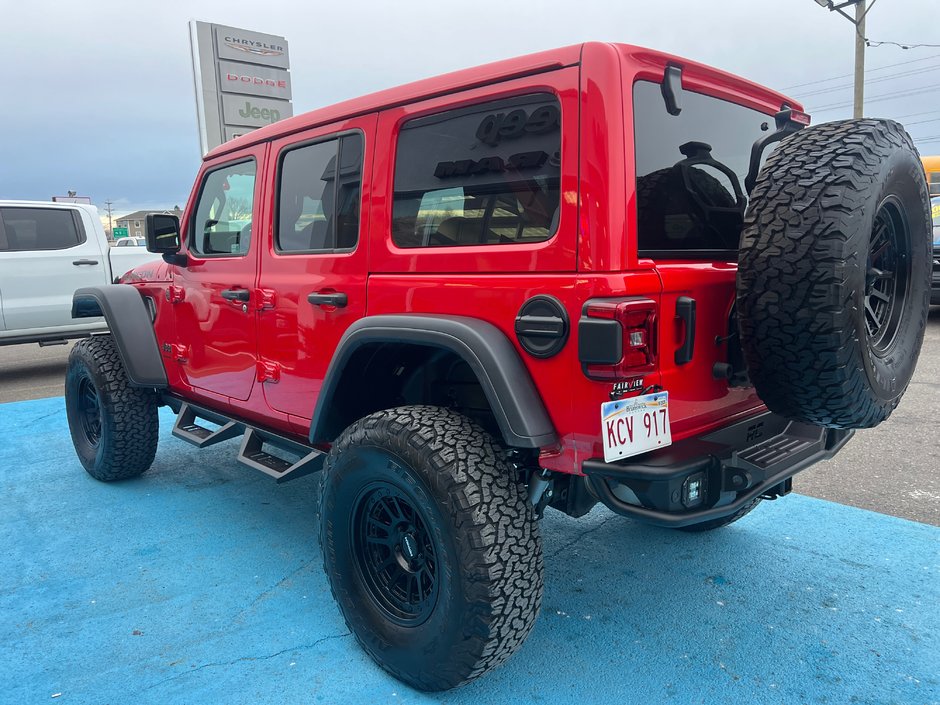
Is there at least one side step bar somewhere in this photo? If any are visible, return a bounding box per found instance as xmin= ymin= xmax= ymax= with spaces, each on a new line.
xmin=167 ymin=398 xmax=324 ymax=483
xmin=172 ymin=402 xmax=242 ymax=448
xmin=237 ymin=428 xmax=324 ymax=483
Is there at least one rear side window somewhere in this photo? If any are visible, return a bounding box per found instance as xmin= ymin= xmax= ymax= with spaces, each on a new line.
xmin=277 ymin=133 xmax=363 ymax=252
xmin=190 ymin=160 xmax=256 ymax=256
xmin=0 ymin=207 xmax=85 ymax=252
xmin=392 ymin=94 xmax=561 ymax=248
xmin=633 ymin=80 xmax=771 ymax=256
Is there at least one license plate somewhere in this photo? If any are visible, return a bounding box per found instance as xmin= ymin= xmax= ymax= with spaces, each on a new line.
xmin=601 ymin=391 xmax=672 ymax=462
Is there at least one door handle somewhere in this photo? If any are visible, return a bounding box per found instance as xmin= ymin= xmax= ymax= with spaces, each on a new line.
xmin=72 ymin=259 xmax=99 ymax=266
xmin=675 ymin=296 xmax=696 ymax=365
xmin=221 ymin=288 xmax=251 ymax=302
xmin=307 ymin=292 xmax=348 ymax=308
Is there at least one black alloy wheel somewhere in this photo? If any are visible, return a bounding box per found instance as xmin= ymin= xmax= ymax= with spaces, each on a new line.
xmin=865 ymin=197 xmax=911 ymax=355
xmin=352 ymin=481 xmax=439 ymax=627
xmin=77 ymin=376 xmax=103 ymax=447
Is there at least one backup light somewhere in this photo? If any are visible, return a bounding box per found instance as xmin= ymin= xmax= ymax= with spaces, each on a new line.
xmin=682 ymin=472 xmax=706 ymax=508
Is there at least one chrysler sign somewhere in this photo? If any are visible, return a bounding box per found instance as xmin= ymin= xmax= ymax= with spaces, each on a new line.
xmin=190 ymin=21 xmax=293 ymax=154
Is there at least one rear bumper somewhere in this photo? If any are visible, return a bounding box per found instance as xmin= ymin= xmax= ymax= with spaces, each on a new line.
xmin=582 ymin=411 xmax=853 ymax=528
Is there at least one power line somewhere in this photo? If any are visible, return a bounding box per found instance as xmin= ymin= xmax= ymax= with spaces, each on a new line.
xmin=796 ymin=63 xmax=940 ymax=98
xmin=808 ymin=82 xmax=940 ymax=112
xmin=781 ymin=52 xmax=940 ymax=91
xmin=867 ymin=40 xmax=940 ymax=50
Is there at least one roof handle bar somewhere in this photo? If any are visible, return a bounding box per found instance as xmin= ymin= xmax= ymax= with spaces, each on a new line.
xmin=661 ymin=65 xmax=683 ymax=116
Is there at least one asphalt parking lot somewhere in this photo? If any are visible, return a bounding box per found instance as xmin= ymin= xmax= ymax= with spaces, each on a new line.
xmin=3 ymin=306 xmax=938 ymax=526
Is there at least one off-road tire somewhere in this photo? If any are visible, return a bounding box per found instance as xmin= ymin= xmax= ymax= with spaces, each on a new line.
xmin=65 ymin=335 xmax=158 ymax=481
xmin=318 ymin=405 xmax=543 ymax=691
xmin=738 ymin=119 xmax=932 ymax=428
xmin=678 ymin=498 xmax=761 ymax=533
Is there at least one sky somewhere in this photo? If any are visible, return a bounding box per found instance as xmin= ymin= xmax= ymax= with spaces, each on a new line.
xmin=2 ymin=0 xmax=938 ymax=217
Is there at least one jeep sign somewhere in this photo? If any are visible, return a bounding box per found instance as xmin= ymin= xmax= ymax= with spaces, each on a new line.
xmin=189 ymin=20 xmax=293 ymax=155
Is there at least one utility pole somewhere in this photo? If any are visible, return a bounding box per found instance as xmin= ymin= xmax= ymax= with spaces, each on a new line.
xmin=104 ymin=199 xmax=114 ymax=241
xmin=815 ymin=0 xmax=874 ymax=118
xmin=854 ymin=0 xmax=866 ymax=118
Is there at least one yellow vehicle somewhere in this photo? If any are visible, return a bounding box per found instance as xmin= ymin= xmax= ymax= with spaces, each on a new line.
xmin=924 ymin=155 xmax=940 ymax=196
xmin=926 ymin=157 xmax=940 ymax=304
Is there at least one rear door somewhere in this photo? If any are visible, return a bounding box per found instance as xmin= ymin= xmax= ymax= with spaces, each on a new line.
xmin=0 ymin=205 xmax=106 ymax=333
xmin=631 ymin=78 xmax=772 ymax=437
xmin=256 ymin=115 xmax=374 ymax=426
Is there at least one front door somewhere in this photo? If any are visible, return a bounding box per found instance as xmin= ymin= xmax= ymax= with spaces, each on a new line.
xmin=173 ymin=147 xmax=266 ymax=401
xmin=256 ymin=115 xmax=375 ymax=421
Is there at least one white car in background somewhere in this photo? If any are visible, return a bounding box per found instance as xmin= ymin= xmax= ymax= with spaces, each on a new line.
xmin=113 ymin=236 xmax=147 ymax=247
xmin=0 ymin=201 xmax=158 ymax=346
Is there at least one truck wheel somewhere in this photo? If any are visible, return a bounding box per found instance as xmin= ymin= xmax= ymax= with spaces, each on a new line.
xmin=678 ymin=498 xmax=761 ymax=533
xmin=318 ymin=405 xmax=543 ymax=691
xmin=738 ymin=119 xmax=932 ymax=428
xmin=65 ymin=335 xmax=158 ymax=481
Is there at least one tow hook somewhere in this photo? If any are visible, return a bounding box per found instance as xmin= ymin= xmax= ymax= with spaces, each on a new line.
xmin=527 ymin=468 xmax=554 ymax=519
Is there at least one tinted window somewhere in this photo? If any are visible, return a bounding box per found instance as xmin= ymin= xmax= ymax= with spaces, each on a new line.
xmin=190 ymin=160 xmax=256 ymax=256
xmin=929 ymin=171 xmax=940 ymax=196
xmin=633 ymin=80 xmax=771 ymax=254
xmin=277 ymin=133 xmax=363 ymax=252
xmin=0 ymin=207 xmax=84 ymax=252
xmin=392 ymin=94 xmax=561 ymax=248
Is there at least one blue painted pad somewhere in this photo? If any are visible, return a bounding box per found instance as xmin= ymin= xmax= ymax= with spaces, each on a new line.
xmin=1 ymin=396 xmax=938 ymax=704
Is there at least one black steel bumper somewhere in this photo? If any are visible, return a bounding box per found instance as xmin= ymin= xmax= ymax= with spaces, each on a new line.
xmin=582 ymin=411 xmax=854 ymax=528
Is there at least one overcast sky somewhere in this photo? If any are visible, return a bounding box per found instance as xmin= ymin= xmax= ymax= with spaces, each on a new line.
xmin=2 ymin=0 xmax=938 ymax=215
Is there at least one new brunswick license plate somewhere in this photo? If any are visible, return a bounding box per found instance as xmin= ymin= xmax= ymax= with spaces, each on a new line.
xmin=601 ymin=391 xmax=672 ymax=462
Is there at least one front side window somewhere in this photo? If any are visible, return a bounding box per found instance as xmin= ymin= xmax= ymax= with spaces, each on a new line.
xmin=190 ymin=160 xmax=256 ymax=256
xmin=276 ymin=133 xmax=363 ymax=252
xmin=0 ymin=207 xmax=85 ymax=252
xmin=633 ymin=80 xmax=772 ymax=255
xmin=392 ymin=93 xmax=561 ymax=248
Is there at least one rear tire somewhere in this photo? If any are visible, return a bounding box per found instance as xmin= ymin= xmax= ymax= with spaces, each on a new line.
xmin=65 ymin=335 xmax=158 ymax=481
xmin=738 ymin=119 xmax=932 ymax=428
xmin=318 ymin=405 xmax=543 ymax=691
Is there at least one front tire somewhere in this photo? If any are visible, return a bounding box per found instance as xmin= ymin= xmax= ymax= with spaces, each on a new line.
xmin=318 ymin=406 xmax=543 ymax=691
xmin=65 ymin=335 xmax=158 ymax=481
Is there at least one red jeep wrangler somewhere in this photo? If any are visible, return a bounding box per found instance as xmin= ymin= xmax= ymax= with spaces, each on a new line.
xmin=65 ymin=43 xmax=932 ymax=690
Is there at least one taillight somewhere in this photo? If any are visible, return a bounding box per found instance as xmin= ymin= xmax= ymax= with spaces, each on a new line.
xmin=579 ymin=297 xmax=657 ymax=380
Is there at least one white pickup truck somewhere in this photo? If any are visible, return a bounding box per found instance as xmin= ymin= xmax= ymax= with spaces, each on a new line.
xmin=0 ymin=201 xmax=158 ymax=346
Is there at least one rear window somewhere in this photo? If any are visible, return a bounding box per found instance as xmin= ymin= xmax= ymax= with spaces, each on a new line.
xmin=0 ymin=207 xmax=85 ymax=252
xmin=633 ymin=80 xmax=772 ymax=257
xmin=391 ymin=94 xmax=561 ymax=248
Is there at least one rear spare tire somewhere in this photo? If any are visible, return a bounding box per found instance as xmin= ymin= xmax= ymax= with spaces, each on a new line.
xmin=738 ymin=119 xmax=931 ymax=428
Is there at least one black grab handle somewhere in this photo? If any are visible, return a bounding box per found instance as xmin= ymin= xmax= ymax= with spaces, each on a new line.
xmin=221 ymin=288 xmax=250 ymax=302
xmin=307 ymin=292 xmax=348 ymax=308
xmin=675 ymin=296 xmax=696 ymax=365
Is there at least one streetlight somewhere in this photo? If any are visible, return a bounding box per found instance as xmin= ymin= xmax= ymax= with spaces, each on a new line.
xmin=814 ymin=0 xmax=875 ymax=118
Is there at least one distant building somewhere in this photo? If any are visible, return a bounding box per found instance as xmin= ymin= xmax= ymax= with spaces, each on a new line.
xmin=114 ymin=208 xmax=184 ymax=238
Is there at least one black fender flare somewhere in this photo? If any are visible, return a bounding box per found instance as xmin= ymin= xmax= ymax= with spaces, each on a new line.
xmin=72 ymin=285 xmax=168 ymax=388
xmin=309 ymin=314 xmax=557 ymax=449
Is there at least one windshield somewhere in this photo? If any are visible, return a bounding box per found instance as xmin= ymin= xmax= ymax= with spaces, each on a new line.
xmin=633 ymin=80 xmax=774 ymax=256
